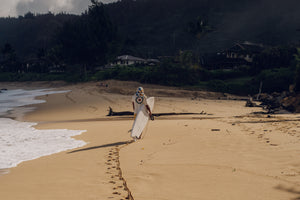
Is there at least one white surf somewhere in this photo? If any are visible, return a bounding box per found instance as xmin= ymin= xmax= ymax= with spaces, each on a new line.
xmin=0 ymin=89 xmax=86 ymax=169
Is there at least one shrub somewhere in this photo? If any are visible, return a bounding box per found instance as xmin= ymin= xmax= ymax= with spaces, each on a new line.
xmin=254 ymin=68 xmax=294 ymax=93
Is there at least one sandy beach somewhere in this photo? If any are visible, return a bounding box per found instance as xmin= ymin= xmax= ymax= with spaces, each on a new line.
xmin=0 ymin=80 xmax=299 ymax=200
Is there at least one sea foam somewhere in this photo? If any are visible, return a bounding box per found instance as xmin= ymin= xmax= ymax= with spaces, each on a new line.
xmin=0 ymin=89 xmax=86 ymax=169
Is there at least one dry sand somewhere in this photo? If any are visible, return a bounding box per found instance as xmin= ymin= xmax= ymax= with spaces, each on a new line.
xmin=0 ymin=80 xmax=299 ymax=200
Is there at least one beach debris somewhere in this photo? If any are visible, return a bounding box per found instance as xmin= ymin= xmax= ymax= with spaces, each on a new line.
xmin=253 ymin=91 xmax=300 ymax=113
xmin=211 ymin=129 xmax=220 ymax=131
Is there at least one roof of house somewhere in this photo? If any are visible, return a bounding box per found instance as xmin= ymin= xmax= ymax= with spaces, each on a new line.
xmin=228 ymin=41 xmax=264 ymax=53
xmin=117 ymin=55 xmax=146 ymax=62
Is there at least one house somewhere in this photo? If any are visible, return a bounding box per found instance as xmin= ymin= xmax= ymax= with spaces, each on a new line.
xmin=115 ymin=55 xmax=147 ymax=66
xmin=201 ymin=41 xmax=265 ymax=69
xmin=226 ymin=41 xmax=264 ymax=63
xmin=111 ymin=55 xmax=160 ymax=66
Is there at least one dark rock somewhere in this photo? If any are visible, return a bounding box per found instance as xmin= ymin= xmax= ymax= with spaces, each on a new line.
xmin=280 ymin=94 xmax=300 ymax=113
xmin=254 ymin=91 xmax=300 ymax=113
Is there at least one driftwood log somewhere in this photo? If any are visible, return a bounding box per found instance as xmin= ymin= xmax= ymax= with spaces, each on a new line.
xmin=107 ymin=107 xmax=134 ymax=116
xmin=107 ymin=107 xmax=207 ymax=117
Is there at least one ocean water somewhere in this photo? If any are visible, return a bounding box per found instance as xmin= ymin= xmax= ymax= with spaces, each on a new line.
xmin=0 ymin=89 xmax=86 ymax=169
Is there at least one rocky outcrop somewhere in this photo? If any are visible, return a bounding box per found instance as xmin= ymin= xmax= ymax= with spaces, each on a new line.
xmin=251 ymin=92 xmax=300 ymax=113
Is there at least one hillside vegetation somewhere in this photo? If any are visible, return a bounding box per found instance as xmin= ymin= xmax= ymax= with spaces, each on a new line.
xmin=0 ymin=0 xmax=300 ymax=95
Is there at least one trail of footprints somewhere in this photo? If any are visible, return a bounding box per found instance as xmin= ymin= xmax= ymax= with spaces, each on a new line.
xmin=106 ymin=146 xmax=133 ymax=200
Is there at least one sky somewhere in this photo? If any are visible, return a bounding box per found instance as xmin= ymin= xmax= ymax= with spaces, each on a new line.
xmin=0 ymin=0 xmax=118 ymax=17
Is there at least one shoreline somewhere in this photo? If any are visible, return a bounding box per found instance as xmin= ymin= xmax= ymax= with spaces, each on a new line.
xmin=0 ymin=81 xmax=137 ymax=199
xmin=0 ymin=87 xmax=87 ymax=171
xmin=0 ymin=81 xmax=299 ymax=200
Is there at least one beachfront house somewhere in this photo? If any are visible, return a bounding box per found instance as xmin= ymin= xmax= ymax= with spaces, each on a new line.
xmin=201 ymin=41 xmax=265 ymax=69
xmin=226 ymin=41 xmax=264 ymax=63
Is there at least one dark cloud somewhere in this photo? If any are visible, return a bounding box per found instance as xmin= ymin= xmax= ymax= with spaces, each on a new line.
xmin=199 ymin=0 xmax=300 ymax=49
xmin=16 ymin=0 xmax=89 ymax=15
xmin=15 ymin=0 xmax=118 ymax=16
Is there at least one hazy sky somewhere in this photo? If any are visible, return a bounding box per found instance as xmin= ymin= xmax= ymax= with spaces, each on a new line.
xmin=0 ymin=0 xmax=118 ymax=17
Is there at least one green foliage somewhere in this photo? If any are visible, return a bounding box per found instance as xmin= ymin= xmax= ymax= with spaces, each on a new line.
xmin=0 ymin=0 xmax=299 ymax=96
xmin=254 ymin=68 xmax=294 ymax=93
xmin=93 ymin=65 xmax=149 ymax=83
xmin=208 ymin=68 xmax=248 ymax=80
xmin=0 ymin=72 xmax=66 ymax=82
xmin=252 ymin=46 xmax=296 ymax=74
xmin=0 ymin=43 xmax=19 ymax=72
xmin=204 ymin=77 xmax=257 ymax=94
xmin=56 ymin=1 xmax=116 ymax=66
xmin=0 ymin=12 xmax=75 ymax=59
xmin=0 ymin=72 xmax=16 ymax=81
xmin=207 ymin=79 xmax=227 ymax=92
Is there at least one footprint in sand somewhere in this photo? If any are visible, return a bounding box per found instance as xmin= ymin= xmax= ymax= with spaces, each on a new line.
xmin=106 ymin=147 xmax=133 ymax=200
xmin=65 ymin=93 xmax=76 ymax=103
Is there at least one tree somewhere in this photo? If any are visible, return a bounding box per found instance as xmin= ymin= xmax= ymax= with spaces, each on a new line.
xmin=24 ymin=12 xmax=35 ymax=19
xmin=56 ymin=0 xmax=116 ymax=73
xmin=294 ymin=48 xmax=300 ymax=92
xmin=1 ymin=43 xmax=18 ymax=72
xmin=2 ymin=43 xmax=14 ymax=56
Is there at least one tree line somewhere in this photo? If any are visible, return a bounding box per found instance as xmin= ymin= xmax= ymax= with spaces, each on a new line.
xmin=0 ymin=0 xmax=119 ymax=81
xmin=0 ymin=0 xmax=300 ymax=95
xmin=91 ymin=47 xmax=300 ymax=94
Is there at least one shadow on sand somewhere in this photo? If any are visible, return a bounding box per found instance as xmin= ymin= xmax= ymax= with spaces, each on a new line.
xmin=67 ymin=140 xmax=134 ymax=154
xmin=275 ymin=185 xmax=300 ymax=200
